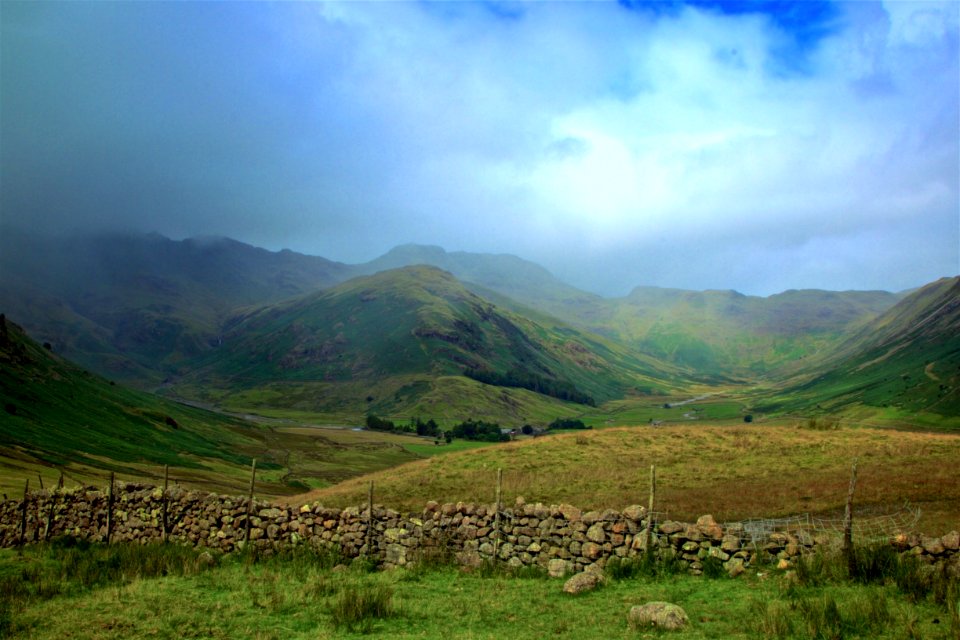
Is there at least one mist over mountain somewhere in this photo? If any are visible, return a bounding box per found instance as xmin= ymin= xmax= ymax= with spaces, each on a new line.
xmin=0 ymin=230 xmax=352 ymax=381
xmin=0 ymin=228 xmax=957 ymax=434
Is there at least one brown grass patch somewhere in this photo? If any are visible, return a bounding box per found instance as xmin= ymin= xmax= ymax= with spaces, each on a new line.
xmin=282 ymin=423 xmax=960 ymax=534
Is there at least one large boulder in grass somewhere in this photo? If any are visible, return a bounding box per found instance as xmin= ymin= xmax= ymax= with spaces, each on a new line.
xmin=628 ymin=602 xmax=690 ymax=631
xmin=562 ymin=571 xmax=603 ymax=595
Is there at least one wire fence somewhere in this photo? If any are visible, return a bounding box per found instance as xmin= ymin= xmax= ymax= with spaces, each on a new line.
xmin=728 ymin=503 xmax=921 ymax=549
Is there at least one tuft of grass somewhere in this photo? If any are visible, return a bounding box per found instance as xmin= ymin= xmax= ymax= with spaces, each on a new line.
xmin=850 ymin=543 xmax=900 ymax=584
xmin=701 ymin=554 xmax=727 ymax=579
xmin=330 ymin=583 xmax=394 ymax=633
xmin=605 ymin=556 xmax=642 ymax=581
xmin=350 ymin=555 xmax=380 ymax=575
xmin=751 ymin=598 xmax=794 ymax=639
xmin=796 ymin=593 xmax=845 ymax=639
xmin=794 ymin=549 xmax=834 ymax=587
xmin=605 ymin=550 xmax=683 ymax=581
xmin=801 ymin=417 xmax=842 ymax=431
xmin=893 ymin=554 xmax=933 ymax=603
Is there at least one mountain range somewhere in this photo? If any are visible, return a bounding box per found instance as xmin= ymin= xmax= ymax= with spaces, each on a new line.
xmin=0 ymin=230 xmax=956 ymax=428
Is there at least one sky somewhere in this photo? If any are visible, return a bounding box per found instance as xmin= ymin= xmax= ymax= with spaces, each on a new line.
xmin=1 ymin=1 xmax=958 ymax=297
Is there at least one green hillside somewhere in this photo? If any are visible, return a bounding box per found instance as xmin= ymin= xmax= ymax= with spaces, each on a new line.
xmin=0 ymin=313 xmax=260 ymax=474
xmin=171 ymin=266 xmax=687 ymax=420
xmin=0 ymin=314 xmax=438 ymax=496
xmin=563 ymin=287 xmax=901 ymax=376
xmin=756 ymin=277 xmax=960 ymax=427
xmin=357 ymin=243 xmax=604 ymax=321
xmin=352 ymin=244 xmax=902 ymax=376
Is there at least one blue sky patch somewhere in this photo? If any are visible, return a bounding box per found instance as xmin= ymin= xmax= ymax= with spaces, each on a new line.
xmin=619 ymin=0 xmax=842 ymax=76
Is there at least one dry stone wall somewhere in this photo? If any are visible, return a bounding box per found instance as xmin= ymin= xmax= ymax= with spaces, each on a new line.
xmin=1 ymin=483 xmax=957 ymax=577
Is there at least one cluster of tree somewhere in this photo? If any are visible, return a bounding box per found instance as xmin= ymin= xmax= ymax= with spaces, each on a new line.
xmin=365 ymin=414 xmax=397 ymax=432
xmin=365 ymin=414 xmax=443 ymax=437
xmin=547 ymin=417 xmax=590 ymax=430
xmin=365 ymin=414 xmax=590 ymax=444
xmin=464 ymin=367 xmax=596 ymax=406
xmin=450 ymin=419 xmax=510 ymax=442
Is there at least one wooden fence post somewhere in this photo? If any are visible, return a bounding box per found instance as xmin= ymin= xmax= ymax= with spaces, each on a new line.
xmin=842 ymin=460 xmax=858 ymax=573
xmin=37 ymin=474 xmax=44 ymax=491
xmin=18 ymin=479 xmax=29 ymax=552
xmin=643 ymin=464 xmax=656 ymax=557
xmin=44 ymin=482 xmax=57 ymax=541
xmin=162 ymin=464 xmax=170 ymax=543
xmin=106 ymin=472 xmax=115 ymax=545
xmin=244 ymin=459 xmax=257 ymax=548
xmin=57 ymin=471 xmax=64 ymax=490
xmin=493 ymin=468 xmax=503 ymax=562
xmin=366 ymin=480 xmax=374 ymax=557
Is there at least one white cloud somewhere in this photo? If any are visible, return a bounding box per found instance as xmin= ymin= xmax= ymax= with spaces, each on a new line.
xmin=3 ymin=1 xmax=956 ymax=294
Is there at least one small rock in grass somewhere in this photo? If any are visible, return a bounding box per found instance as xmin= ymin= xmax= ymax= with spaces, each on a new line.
xmin=628 ymin=602 xmax=690 ymax=631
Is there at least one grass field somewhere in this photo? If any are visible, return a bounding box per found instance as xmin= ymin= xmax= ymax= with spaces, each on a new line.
xmin=287 ymin=422 xmax=960 ymax=535
xmin=0 ymin=424 xmax=432 ymax=500
xmin=1 ymin=541 xmax=956 ymax=639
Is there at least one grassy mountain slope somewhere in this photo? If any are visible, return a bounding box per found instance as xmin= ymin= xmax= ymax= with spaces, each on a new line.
xmin=172 ymin=266 xmax=687 ymax=420
xmin=756 ymin=277 xmax=960 ymax=426
xmin=0 ymin=315 xmax=434 ymax=496
xmin=357 ymin=244 xmax=604 ymax=321
xmin=0 ymin=230 xmax=353 ymax=384
xmin=600 ymin=287 xmax=901 ymax=375
xmin=353 ymin=244 xmax=901 ymax=377
xmin=0 ymin=313 xmax=260 ymax=476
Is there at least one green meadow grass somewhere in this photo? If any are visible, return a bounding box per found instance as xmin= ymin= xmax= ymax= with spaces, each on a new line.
xmin=0 ymin=542 xmax=956 ymax=640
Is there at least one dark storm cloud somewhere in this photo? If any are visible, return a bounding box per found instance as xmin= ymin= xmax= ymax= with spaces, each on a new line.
xmin=2 ymin=1 xmax=957 ymax=295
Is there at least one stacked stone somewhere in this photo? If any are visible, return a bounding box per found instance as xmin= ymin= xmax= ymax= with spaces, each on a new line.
xmin=0 ymin=485 xmax=113 ymax=545
xmin=894 ymin=530 xmax=960 ymax=571
xmin=409 ymin=498 xmax=657 ymax=576
xmin=0 ymin=485 xmax=957 ymax=578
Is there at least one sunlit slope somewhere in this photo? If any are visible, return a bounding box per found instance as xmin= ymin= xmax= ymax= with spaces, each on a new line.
xmin=565 ymin=288 xmax=899 ymax=376
xmin=289 ymin=424 xmax=960 ymax=533
xmin=175 ymin=266 xmax=689 ymax=417
xmin=757 ymin=277 xmax=960 ymax=425
xmin=353 ymin=245 xmax=900 ymax=377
